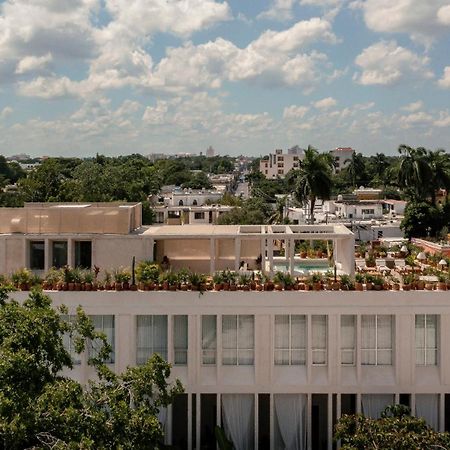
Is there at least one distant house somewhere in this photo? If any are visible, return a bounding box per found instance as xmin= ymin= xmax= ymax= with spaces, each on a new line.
xmin=259 ymin=146 xmax=304 ymax=179
xmin=330 ymin=147 xmax=354 ymax=172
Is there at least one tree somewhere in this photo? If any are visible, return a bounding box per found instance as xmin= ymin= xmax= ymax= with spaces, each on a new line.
xmin=400 ymin=201 xmax=442 ymax=239
xmin=0 ymin=288 xmax=183 ymax=449
xmin=335 ymin=404 xmax=450 ymax=449
xmin=344 ymin=151 xmax=367 ymax=188
xmin=290 ymin=146 xmax=333 ymax=224
xmin=426 ymin=149 xmax=450 ymax=205
xmin=397 ymin=145 xmax=431 ymax=202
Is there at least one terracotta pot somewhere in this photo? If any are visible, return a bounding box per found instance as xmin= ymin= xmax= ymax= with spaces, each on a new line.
xmin=313 ymin=282 xmax=322 ymax=291
xmin=130 ymin=284 xmax=137 ymax=291
xmin=250 ymin=281 xmax=256 ymax=290
xmin=438 ymin=282 xmax=447 ymax=291
xmin=214 ymin=283 xmax=223 ymax=291
xmin=230 ymin=284 xmax=237 ymax=291
xmin=181 ymin=284 xmax=188 ymax=291
xmin=355 ymin=282 xmax=363 ymax=291
xmin=402 ymin=284 xmax=411 ymax=291
xmin=222 ymin=283 xmax=230 ymax=291
xmin=274 ymin=284 xmax=283 ymax=291
xmin=122 ymin=282 xmax=130 ymax=290
xmin=393 ymin=283 xmax=400 ymax=291
xmin=138 ymin=282 xmax=145 ymax=290
xmin=300 ymin=251 xmax=307 ymax=258
xmin=365 ymin=282 xmax=373 ymax=291
xmin=332 ymin=282 xmax=341 ymax=291
xmin=169 ymin=285 xmax=177 ymax=291
xmin=373 ymin=284 xmax=383 ymax=291
xmin=115 ymin=282 xmax=123 ymax=291
xmin=425 ymin=283 xmax=434 ymax=291
xmin=241 ymin=285 xmax=250 ymax=291
xmin=416 ymin=281 xmax=425 ymax=290
xmin=256 ymin=284 xmax=263 ymax=291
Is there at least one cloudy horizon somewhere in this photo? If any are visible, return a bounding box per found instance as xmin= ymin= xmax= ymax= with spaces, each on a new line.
xmin=0 ymin=0 xmax=450 ymax=157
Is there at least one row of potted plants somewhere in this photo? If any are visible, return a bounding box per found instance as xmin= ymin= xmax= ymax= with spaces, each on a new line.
xmin=3 ymin=262 xmax=450 ymax=292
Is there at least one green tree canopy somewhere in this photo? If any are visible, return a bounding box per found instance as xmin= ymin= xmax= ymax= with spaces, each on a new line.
xmin=335 ymin=405 xmax=450 ymax=450
xmin=0 ymin=288 xmax=182 ymax=449
xmin=290 ymin=146 xmax=334 ymax=224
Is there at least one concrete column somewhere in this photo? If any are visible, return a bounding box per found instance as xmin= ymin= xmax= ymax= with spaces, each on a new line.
xmin=234 ymin=238 xmax=241 ymax=272
xmin=440 ymin=393 xmax=445 ymax=432
xmin=307 ymin=393 xmax=312 ymax=450
xmin=148 ymin=238 xmax=155 ymax=261
xmin=210 ymin=239 xmax=216 ymax=274
xmin=336 ymin=394 xmax=342 ymax=450
xmin=270 ymin=393 xmax=274 ymax=450
xmin=254 ymin=393 xmax=259 ymax=450
xmin=217 ymin=315 xmax=223 ymax=385
xmin=168 ymin=315 xmax=174 ymax=365
xmin=327 ymin=394 xmax=333 ymax=450
xmin=289 ymin=238 xmax=295 ymax=276
xmin=268 ymin=238 xmax=274 ymax=276
xmin=188 ymin=394 xmax=193 ymax=450
xmin=44 ymin=239 xmax=50 ymax=271
xmin=67 ymin=238 xmax=74 ymax=267
xmin=196 ymin=393 xmax=201 ymax=450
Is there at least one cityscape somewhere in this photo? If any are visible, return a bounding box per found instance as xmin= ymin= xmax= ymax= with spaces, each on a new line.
xmin=1 ymin=1 xmax=450 ymax=450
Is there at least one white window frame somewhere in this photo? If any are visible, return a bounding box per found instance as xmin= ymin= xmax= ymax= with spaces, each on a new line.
xmin=88 ymin=314 xmax=115 ymax=364
xmin=201 ymin=315 xmax=217 ymax=365
xmin=173 ymin=315 xmax=188 ymax=366
xmin=274 ymin=315 xmax=306 ymax=365
xmin=341 ymin=315 xmax=356 ymax=366
xmin=361 ymin=315 xmax=393 ymax=366
xmin=136 ymin=315 xmax=168 ymax=364
xmin=311 ymin=315 xmax=327 ymax=366
xmin=415 ymin=314 xmax=438 ymax=366
xmin=222 ymin=315 xmax=254 ymax=366
xmin=61 ymin=314 xmax=81 ymax=365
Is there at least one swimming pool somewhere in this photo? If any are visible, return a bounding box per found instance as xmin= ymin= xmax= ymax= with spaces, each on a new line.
xmin=271 ymin=259 xmax=331 ymax=274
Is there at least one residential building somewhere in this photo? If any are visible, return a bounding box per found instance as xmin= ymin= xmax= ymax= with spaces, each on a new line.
xmin=2 ymin=203 xmax=450 ymax=449
xmin=206 ymin=146 xmax=215 ymax=158
xmin=330 ymin=147 xmax=354 ymax=172
xmin=259 ymin=147 xmax=304 ymax=179
xmin=153 ymin=205 xmax=234 ymax=225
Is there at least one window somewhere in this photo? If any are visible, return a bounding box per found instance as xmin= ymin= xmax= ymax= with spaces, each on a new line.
xmin=416 ymin=314 xmax=438 ymax=366
xmin=202 ymin=315 xmax=216 ymax=365
xmin=174 ymin=315 xmax=188 ymax=365
xmin=277 ymin=156 xmax=284 ymax=161
xmin=277 ymin=169 xmax=284 ymax=175
xmin=61 ymin=314 xmax=81 ymax=365
xmin=136 ymin=315 xmax=168 ymax=364
xmin=312 ymin=315 xmax=327 ymax=365
xmin=274 ymin=315 xmax=306 ymax=365
xmin=89 ymin=315 xmax=115 ymax=364
xmin=222 ymin=315 xmax=254 ymax=365
xmin=192 ymin=199 xmax=198 ymax=206
xmin=30 ymin=240 xmax=45 ymax=270
xmin=361 ymin=209 xmax=375 ymax=215
xmin=361 ymin=315 xmax=393 ymax=365
xmin=74 ymin=241 xmax=92 ymax=268
xmin=277 ymin=163 xmax=284 ymax=168
xmin=341 ymin=315 xmax=356 ymax=366
xmin=194 ymin=212 xmax=205 ymax=220
xmin=52 ymin=241 xmax=67 ymax=268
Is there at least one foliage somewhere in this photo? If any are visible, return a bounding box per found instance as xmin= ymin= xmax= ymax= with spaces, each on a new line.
xmin=0 ymin=288 xmax=183 ymax=448
xmin=215 ymin=426 xmax=235 ymax=450
xmin=215 ymin=198 xmax=272 ymax=225
xmin=400 ymin=202 xmax=442 ymax=239
xmin=290 ymin=146 xmax=334 ymax=224
xmin=335 ymin=404 xmax=450 ymax=449
xmin=136 ymin=260 xmax=160 ymax=283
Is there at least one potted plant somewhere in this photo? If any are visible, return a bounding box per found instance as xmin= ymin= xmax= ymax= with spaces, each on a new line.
xmin=189 ymin=272 xmax=206 ymax=291
xmin=340 ymin=274 xmax=354 ymax=291
xmin=372 ymin=275 xmax=384 ymax=291
xmin=83 ymin=270 xmax=94 ymax=291
xmin=103 ymin=270 xmax=112 ymax=290
xmin=402 ymin=273 xmax=414 ymax=291
xmin=355 ymin=272 xmax=364 ymax=291
xmin=309 ymin=272 xmax=323 ymax=291
xmin=273 ymin=272 xmax=285 ymax=291
xmin=72 ymin=267 xmax=82 ymax=291
xmin=365 ymin=253 xmax=376 ymax=268
xmin=238 ymin=274 xmax=251 ymax=291
xmin=11 ymin=268 xmax=33 ymax=291
xmin=437 ymin=272 xmax=448 ymax=291
xmin=364 ymin=273 xmax=374 ymax=291
xmin=44 ymin=267 xmax=62 ymax=290
xmin=213 ymin=272 xmax=224 ymax=291
xmin=113 ymin=267 xmax=132 ymax=290
xmin=136 ymin=260 xmax=160 ymax=290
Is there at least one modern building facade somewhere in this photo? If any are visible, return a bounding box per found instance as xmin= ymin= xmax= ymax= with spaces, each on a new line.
xmin=3 ymin=203 xmax=450 ymax=450
xmin=259 ymin=147 xmax=304 ymax=179
xmin=330 ymin=148 xmax=354 ymax=173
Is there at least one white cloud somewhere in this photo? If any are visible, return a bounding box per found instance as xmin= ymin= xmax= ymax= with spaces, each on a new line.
xmin=401 ymin=100 xmax=424 ymax=112
xmin=354 ymin=41 xmax=433 ymax=85
xmin=313 ymin=97 xmax=337 ymax=109
xmin=15 ymin=53 xmax=53 ymax=74
xmin=437 ymin=5 xmax=450 ymax=25
xmin=17 ymin=76 xmax=82 ymax=99
xmin=397 ymin=111 xmax=433 ymax=129
xmin=103 ymin=0 xmax=231 ymax=39
xmin=283 ymin=105 xmax=310 ymax=119
xmin=438 ymin=66 xmax=450 ymax=88
xmin=360 ymin=0 xmax=450 ymax=44
xmin=434 ymin=111 xmax=450 ymax=127
xmin=257 ymin=0 xmax=295 ymax=21
xmin=0 ymin=106 xmax=13 ymax=119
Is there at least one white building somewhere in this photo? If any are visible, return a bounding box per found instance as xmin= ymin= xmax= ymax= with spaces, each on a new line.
xmin=325 ymin=200 xmax=383 ymax=220
xmin=330 ymin=148 xmax=354 ymax=173
xmin=2 ymin=203 xmax=449 ymax=449
xmin=153 ymin=205 xmax=234 ymax=225
xmin=156 ymin=190 xmax=223 ymax=207
xmin=260 ymin=147 xmax=304 ymax=179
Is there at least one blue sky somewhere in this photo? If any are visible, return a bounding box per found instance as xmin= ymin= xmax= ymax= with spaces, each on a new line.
xmin=0 ymin=0 xmax=450 ymax=157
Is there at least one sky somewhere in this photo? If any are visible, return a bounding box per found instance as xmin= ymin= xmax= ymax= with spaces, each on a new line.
xmin=0 ymin=0 xmax=450 ymax=158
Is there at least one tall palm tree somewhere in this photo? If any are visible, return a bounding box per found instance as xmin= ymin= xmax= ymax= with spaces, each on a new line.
xmin=291 ymin=146 xmax=333 ymax=224
xmin=397 ymin=145 xmax=431 ymax=202
xmin=370 ymin=153 xmax=390 ymax=188
xmin=345 ymin=152 xmax=366 ymax=188
xmin=426 ymin=149 xmax=450 ymax=205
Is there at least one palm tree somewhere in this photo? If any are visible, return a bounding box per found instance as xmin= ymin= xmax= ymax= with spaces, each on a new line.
xmin=268 ymin=195 xmax=287 ymax=224
xmin=369 ymin=153 xmax=390 ymax=188
xmin=345 ymin=152 xmax=366 ymax=188
xmin=291 ymin=146 xmax=333 ymax=224
xmin=426 ymin=149 xmax=450 ymax=205
xmin=397 ymin=145 xmax=431 ymax=202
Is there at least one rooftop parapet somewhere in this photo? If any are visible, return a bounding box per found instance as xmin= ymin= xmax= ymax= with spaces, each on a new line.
xmin=0 ymin=202 xmax=142 ymax=235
